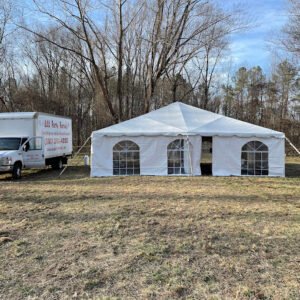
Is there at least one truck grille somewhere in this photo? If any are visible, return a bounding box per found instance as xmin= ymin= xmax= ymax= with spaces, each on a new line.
xmin=0 ymin=158 xmax=5 ymax=165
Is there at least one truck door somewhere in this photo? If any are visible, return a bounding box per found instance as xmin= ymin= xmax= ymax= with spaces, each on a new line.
xmin=22 ymin=137 xmax=45 ymax=168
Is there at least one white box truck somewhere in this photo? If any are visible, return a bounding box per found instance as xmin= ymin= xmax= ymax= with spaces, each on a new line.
xmin=0 ymin=112 xmax=72 ymax=179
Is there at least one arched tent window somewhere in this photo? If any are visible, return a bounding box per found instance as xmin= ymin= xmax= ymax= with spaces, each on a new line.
xmin=113 ymin=141 xmax=140 ymax=175
xmin=167 ymin=139 xmax=191 ymax=175
xmin=241 ymin=141 xmax=268 ymax=176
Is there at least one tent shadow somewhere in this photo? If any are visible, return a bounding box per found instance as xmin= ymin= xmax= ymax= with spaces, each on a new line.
xmin=0 ymin=161 xmax=299 ymax=182
xmin=285 ymin=163 xmax=300 ymax=178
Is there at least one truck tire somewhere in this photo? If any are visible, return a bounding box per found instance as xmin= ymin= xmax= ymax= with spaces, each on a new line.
xmin=51 ymin=158 xmax=63 ymax=170
xmin=12 ymin=162 xmax=22 ymax=180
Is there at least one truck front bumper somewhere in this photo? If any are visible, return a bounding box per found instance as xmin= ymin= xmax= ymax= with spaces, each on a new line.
xmin=0 ymin=165 xmax=13 ymax=173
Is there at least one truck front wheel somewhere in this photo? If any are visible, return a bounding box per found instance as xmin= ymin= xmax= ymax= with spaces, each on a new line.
xmin=12 ymin=162 xmax=22 ymax=180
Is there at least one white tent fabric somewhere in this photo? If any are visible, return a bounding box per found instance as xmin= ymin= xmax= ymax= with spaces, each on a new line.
xmin=91 ymin=102 xmax=285 ymax=177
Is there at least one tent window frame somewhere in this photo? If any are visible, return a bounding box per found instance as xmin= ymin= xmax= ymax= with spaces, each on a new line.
xmin=113 ymin=140 xmax=140 ymax=175
xmin=167 ymin=139 xmax=189 ymax=175
xmin=241 ymin=141 xmax=269 ymax=176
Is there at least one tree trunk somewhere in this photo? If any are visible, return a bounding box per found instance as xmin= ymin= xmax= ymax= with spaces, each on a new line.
xmin=117 ymin=0 xmax=124 ymax=122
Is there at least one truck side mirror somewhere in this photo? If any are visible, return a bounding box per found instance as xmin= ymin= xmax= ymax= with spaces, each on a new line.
xmin=23 ymin=143 xmax=29 ymax=152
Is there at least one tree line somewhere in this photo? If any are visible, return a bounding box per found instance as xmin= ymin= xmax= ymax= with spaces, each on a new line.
xmin=0 ymin=0 xmax=299 ymax=148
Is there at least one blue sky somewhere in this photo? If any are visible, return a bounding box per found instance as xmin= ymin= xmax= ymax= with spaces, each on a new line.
xmin=226 ymin=0 xmax=288 ymax=73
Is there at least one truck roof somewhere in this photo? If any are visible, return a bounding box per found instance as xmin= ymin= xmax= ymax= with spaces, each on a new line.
xmin=0 ymin=112 xmax=72 ymax=120
xmin=0 ymin=135 xmax=28 ymax=138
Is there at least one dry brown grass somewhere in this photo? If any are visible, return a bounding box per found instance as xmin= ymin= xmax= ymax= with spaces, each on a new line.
xmin=0 ymin=159 xmax=299 ymax=300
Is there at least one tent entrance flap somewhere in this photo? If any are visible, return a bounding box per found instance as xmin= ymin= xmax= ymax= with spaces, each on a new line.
xmin=186 ymin=136 xmax=193 ymax=176
xmin=167 ymin=136 xmax=193 ymax=176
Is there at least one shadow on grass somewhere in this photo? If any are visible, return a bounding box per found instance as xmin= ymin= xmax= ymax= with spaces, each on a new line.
xmin=0 ymin=161 xmax=299 ymax=182
xmin=285 ymin=163 xmax=300 ymax=178
xmin=0 ymin=166 xmax=90 ymax=182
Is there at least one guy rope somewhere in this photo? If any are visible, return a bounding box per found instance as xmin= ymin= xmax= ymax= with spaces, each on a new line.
xmin=285 ymin=137 xmax=300 ymax=156
xmin=59 ymin=136 xmax=91 ymax=177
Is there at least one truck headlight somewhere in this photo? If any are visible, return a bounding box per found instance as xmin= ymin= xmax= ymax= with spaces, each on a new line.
xmin=4 ymin=157 xmax=12 ymax=165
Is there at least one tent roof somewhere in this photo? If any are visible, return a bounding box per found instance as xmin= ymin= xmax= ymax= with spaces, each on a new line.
xmin=93 ymin=102 xmax=284 ymax=138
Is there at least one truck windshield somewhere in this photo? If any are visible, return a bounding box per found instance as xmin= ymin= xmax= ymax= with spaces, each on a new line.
xmin=0 ymin=138 xmax=22 ymax=150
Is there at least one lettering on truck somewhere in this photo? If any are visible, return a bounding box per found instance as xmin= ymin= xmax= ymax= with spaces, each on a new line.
xmin=39 ymin=118 xmax=72 ymax=155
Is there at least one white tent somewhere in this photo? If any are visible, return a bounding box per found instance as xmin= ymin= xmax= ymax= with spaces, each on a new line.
xmin=91 ymin=102 xmax=285 ymax=177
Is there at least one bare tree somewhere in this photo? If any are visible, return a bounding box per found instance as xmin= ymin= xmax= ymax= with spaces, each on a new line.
xmin=19 ymin=0 xmax=118 ymax=122
xmin=281 ymin=0 xmax=300 ymax=58
xmin=140 ymin=0 xmax=235 ymax=112
xmin=199 ymin=24 xmax=228 ymax=109
xmin=0 ymin=0 xmax=10 ymax=110
xmin=13 ymin=0 xmax=248 ymax=131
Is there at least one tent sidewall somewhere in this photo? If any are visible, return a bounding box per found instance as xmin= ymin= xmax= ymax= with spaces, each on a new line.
xmin=213 ymin=136 xmax=285 ymax=177
xmin=91 ymin=134 xmax=285 ymax=177
xmin=91 ymin=135 xmax=202 ymax=176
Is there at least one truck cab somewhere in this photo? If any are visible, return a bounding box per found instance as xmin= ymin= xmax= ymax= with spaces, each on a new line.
xmin=0 ymin=136 xmax=45 ymax=179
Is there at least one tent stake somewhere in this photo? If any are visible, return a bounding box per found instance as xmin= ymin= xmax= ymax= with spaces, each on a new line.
xmin=59 ymin=136 xmax=92 ymax=178
xmin=285 ymin=137 xmax=300 ymax=155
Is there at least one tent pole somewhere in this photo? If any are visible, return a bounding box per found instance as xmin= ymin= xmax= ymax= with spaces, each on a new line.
xmin=58 ymin=136 xmax=92 ymax=178
xmin=285 ymin=137 xmax=300 ymax=155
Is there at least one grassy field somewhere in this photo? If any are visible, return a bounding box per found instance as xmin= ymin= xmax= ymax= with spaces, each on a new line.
xmin=0 ymin=158 xmax=299 ymax=299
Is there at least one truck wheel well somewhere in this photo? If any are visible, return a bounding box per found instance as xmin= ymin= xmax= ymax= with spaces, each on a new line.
xmin=14 ymin=161 xmax=22 ymax=167
xmin=12 ymin=161 xmax=22 ymax=180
